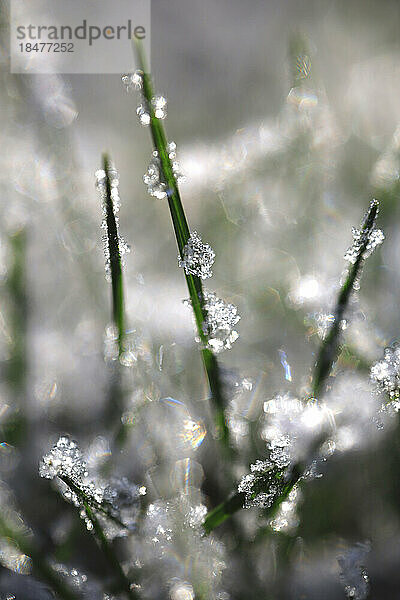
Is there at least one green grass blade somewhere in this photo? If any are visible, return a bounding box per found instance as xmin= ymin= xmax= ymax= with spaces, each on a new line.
xmin=59 ymin=476 xmax=138 ymax=599
xmin=102 ymin=153 xmax=125 ymax=357
xmin=312 ymin=199 xmax=379 ymax=397
xmin=134 ymin=42 xmax=230 ymax=447
xmin=203 ymin=200 xmax=381 ymax=532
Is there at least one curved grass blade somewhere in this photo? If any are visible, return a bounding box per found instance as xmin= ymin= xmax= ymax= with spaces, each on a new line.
xmin=134 ymin=41 xmax=230 ymax=447
xmin=203 ymin=199 xmax=382 ymax=532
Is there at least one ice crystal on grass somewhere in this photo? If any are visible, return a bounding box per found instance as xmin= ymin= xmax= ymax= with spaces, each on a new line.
xmin=178 ymin=231 xmax=215 ymax=279
xmin=269 ymin=485 xmax=301 ymax=533
xmin=121 ymin=70 xmax=143 ymax=92
xmin=95 ymin=167 xmax=130 ymax=280
xmin=151 ymin=95 xmax=167 ymax=119
xmin=338 ymin=542 xmax=370 ymax=600
xmin=370 ymin=343 xmax=400 ymax=410
xmin=136 ymin=102 xmax=151 ymax=126
xmin=344 ymin=200 xmax=384 ymax=264
xmin=143 ymin=144 xmax=185 ymax=199
xmin=238 ymin=461 xmax=286 ymax=509
xmin=39 ymin=436 xmax=87 ymax=482
xmin=200 ymin=290 xmax=240 ymax=353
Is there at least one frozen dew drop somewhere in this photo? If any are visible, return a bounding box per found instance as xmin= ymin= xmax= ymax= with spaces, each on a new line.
xmin=121 ymin=70 xmax=143 ymax=92
xmin=143 ymin=153 xmax=167 ymax=199
xmin=371 ymin=343 xmax=400 ymax=410
xmin=136 ymin=102 xmax=151 ymax=126
xmin=178 ymin=231 xmax=215 ymax=279
xmin=151 ymin=94 xmax=167 ymax=119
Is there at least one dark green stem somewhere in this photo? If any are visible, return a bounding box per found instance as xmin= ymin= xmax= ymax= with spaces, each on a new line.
xmin=312 ymin=200 xmax=379 ymax=397
xmin=59 ymin=475 xmax=129 ymax=531
xmin=134 ymin=42 xmax=229 ymax=447
xmin=102 ymin=153 xmax=125 ymax=356
xmin=82 ymin=502 xmax=138 ymax=599
xmin=0 ymin=513 xmax=82 ymax=600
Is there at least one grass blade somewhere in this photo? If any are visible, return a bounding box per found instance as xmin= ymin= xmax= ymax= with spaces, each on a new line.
xmin=312 ymin=199 xmax=380 ymax=397
xmin=203 ymin=199 xmax=382 ymax=532
xmin=99 ymin=154 xmax=126 ymax=357
xmin=134 ymin=42 xmax=230 ymax=447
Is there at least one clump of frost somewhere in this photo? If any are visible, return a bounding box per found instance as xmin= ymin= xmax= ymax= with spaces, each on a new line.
xmin=338 ymin=542 xmax=370 ymax=600
xmin=143 ymin=143 xmax=185 ymax=199
xmin=201 ymin=290 xmax=240 ymax=353
xmin=95 ymin=167 xmax=130 ymax=281
xmin=344 ymin=200 xmax=384 ymax=265
xmin=370 ymin=343 xmax=400 ymax=411
xmin=39 ymin=436 xmax=87 ymax=482
xmin=178 ymin=231 xmax=215 ymax=279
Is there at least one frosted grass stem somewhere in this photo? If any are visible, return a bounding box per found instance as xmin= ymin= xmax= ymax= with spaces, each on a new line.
xmin=134 ymin=42 xmax=230 ymax=448
xmin=59 ymin=476 xmax=138 ymax=599
xmin=203 ymin=200 xmax=381 ymax=533
xmin=312 ymin=200 xmax=379 ymax=397
xmin=102 ymin=153 xmax=125 ymax=356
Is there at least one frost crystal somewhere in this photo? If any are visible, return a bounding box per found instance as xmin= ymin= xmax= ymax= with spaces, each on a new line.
xmin=95 ymin=167 xmax=130 ymax=281
xmin=39 ymin=436 xmax=87 ymax=481
xmin=201 ymin=290 xmax=240 ymax=353
xmin=370 ymin=343 xmax=400 ymax=410
xmin=136 ymin=102 xmax=151 ymax=126
xmin=143 ymin=143 xmax=185 ymax=199
xmin=151 ymin=94 xmax=167 ymax=119
xmin=178 ymin=231 xmax=215 ymax=279
xmin=238 ymin=460 xmax=286 ymax=508
xmin=344 ymin=200 xmax=384 ymax=264
xmin=269 ymin=485 xmax=301 ymax=533
xmin=121 ymin=70 xmax=143 ymax=92
xmin=338 ymin=542 xmax=370 ymax=600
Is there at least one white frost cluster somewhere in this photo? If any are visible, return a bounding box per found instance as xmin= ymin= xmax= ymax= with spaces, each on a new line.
xmin=202 ymin=290 xmax=240 ymax=353
xmin=143 ymin=143 xmax=184 ymax=199
xmin=370 ymin=343 xmax=400 ymax=410
xmin=239 ymin=394 xmax=329 ymax=509
xmin=178 ymin=231 xmax=215 ymax=279
xmin=95 ymin=167 xmax=130 ymax=281
xmin=122 ymin=69 xmax=167 ymax=125
xmin=344 ymin=200 xmax=384 ymax=264
xmin=338 ymin=542 xmax=370 ymax=600
xmin=39 ymin=436 xmax=87 ymax=482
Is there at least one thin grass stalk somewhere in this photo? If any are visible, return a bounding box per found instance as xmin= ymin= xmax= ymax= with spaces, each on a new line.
xmin=0 ymin=513 xmax=82 ymax=600
xmin=203 ymin=200 xmax=380 ymax=533
xmin=59 ymin=476 xmax=138 ymax=599
xmin=82 ymin=502 xmax=138 ymax=600
xmin=102 ymin=153 xmax=125 ymax=356
xmin=312 ymin=199 xmax=379 ymax=397
xmin=134 ymin=41 xmax=229 ymax=447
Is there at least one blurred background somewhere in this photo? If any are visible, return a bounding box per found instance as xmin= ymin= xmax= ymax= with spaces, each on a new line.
xmin=1 ymin=0 xmax=400 ymax=598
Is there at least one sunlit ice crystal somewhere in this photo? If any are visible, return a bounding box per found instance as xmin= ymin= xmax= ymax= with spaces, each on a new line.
xmin=136 ymin=102 xmax=151 ymax=126
xmin=338 ymin=542 xmax=370 ymax=600
xmin=371 ymin=343 xmax=400 ymax=409
xmin=238 ymin=460 xmax=286 ymax=509
xmin=151 ymin=94 xmax=167 ymax=119
xmin=269 ymin=484 xmax=301 ymax=533
xmin=178 ymin=231 xmax=215 ymax=279
xmin=39 ymin=436 xmax=87 ymax=481
xmin=200 ymin=290 xmax=240 ymax=353
xmin=143 ymin=152 xmax=167 ymax=199
xmin=304 ymin=311 xmax=335 ymax=339
xmin=121 ymin=70 xmax=143 ymax=92
xmin=344 ymin=200 xmax=384 ymax=264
